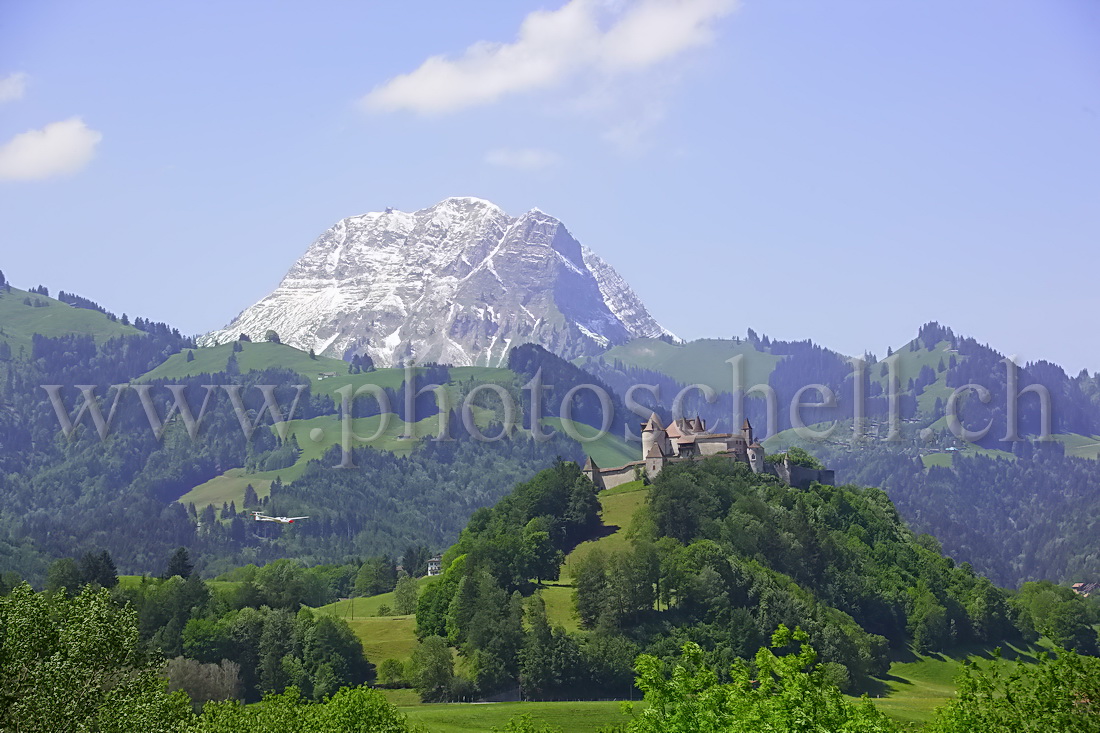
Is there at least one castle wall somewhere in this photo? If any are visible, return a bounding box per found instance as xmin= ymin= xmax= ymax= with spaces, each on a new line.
xmin=595 ymin=462 xmax=644 ymax=490
xmin=697 ymin=439 xmax=730 ymax=456
xmin=788 ymin=465 xmax=835 ymax=489
xmin=765 ymin=462 xmax=835 ymax=489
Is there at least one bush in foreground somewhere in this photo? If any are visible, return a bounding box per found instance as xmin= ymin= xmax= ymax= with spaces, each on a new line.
xmin=617 ymin=625 xmax=898 ymax=733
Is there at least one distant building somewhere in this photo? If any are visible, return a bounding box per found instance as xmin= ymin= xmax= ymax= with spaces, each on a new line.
xmin=426 ymin=555 xmax=443 ymax=577
xmin=582 ymin=414 xmax=834 ymax=491
xmin=1071 ymin=581 xmax=1099 ymax=597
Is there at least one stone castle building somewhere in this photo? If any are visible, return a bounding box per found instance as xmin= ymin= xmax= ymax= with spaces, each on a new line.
xmin=582 ymin=414 xmax=834 ymax=491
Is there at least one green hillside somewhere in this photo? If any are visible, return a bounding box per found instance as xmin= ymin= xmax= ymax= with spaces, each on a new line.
xmin=1053 ymin=432 xmax=1100 ymax=460
xmin=140 ymin=342 xmax=524 ymax=405
xmin=358 ymin=472 xmax=1066 ymax=729
xmin=589 ymin=337 xmax=781 ymax=392
xmin=314 ymin=578 xmax=431 ymax=665
xmin=179 ymin=410 xmax=493 ymax=512
xmin=541 ymin=481 xmax=648 ymax=633
xmin=0 ymin=285 xmax=140 ymax=357
xmin=541 ymin=417 xmax=638 ymax=469
xmin=139 ymin=341 xmax=350 ymax=385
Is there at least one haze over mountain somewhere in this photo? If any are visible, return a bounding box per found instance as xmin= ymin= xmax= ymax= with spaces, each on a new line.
xmin=202 ymin=197 xmax=673 ymax=366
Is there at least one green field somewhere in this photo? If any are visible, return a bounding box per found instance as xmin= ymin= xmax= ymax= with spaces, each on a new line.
xmin=397 ymin=700 xmax=633 ymax=732
xmin=919 ymin=443 xmax=1015 ymax=469
xmin=863 ymin=639 xmax=1051 ymax=726
xmin=314 ymin=578 xmax=430 ymax=664
xmin=139 ymin=341 xmax=350 ymax=385
xmin=541 ymin=417 xmax=638 ymax=469
xmin=1052 ymin=432 xmax=1100 ymax=460
xmin=590 ymin=337 xmax=781 ymax=393
xmin=539 ymin=482 xmax=649 ymax=632
xmin=178 ymin=409 xmax=493 ymax=512
xmin=140 ymin=342 xmax=524 ymax=405
xmin=0 ymin=286 xmax=140 ymax=357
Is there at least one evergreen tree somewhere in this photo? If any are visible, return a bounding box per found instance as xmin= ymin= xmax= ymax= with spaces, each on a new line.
xmin=401 ymin=545 xmax=431 ymax=578
xmin=244 ymin=484 xmax=259 ymax=508
xmin=265 ymin=330 xmax=280 ymax=344
xmin=355 ymin=556 xmax=397 ymax=596
xmin=309 ymin=348 xmax=317 ymax=360
xmin=163 ymin=547 xmax=194 ymax=579
xmin=186 ymin=350 xmax=195 ymax=362
xmin=78 ymin=551 xmax=117 ymax=588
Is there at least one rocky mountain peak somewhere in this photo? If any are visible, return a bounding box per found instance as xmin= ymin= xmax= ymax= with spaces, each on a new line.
xmin=202 ymin=198 xmax=674 ymax=366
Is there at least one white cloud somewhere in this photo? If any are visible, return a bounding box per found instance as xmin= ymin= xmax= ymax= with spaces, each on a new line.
xmin=484 ymin=147 xmax=561 ymax=170
xmin=362 ymin=0 xmax=736 ymax=115
xmin=0 ymin=72 xmax=28 ymax=103
xmin=0 ymin=118 xmax=102 ymax=181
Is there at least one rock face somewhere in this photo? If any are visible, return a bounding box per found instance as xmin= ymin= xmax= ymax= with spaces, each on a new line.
xmin=202 ymin=197 xmax=674 ymax=366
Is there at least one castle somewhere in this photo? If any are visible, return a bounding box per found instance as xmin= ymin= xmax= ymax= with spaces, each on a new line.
xmin=582 ymin=414 xmax=834 ymax=491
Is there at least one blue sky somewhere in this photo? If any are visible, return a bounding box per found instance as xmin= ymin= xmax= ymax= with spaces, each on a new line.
xmin=1 ymin=0 xmax=1097 ymax=372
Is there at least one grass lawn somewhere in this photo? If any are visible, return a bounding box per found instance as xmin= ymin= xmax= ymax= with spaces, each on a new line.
xmin=343 ymin=615 xmax=419 ymax=665
xmin=859 ymin=639 xmax=1048 ymax=726
xmin=398 ymin=700 xmax=633 ymax=732
xmin=314 ymin=578 xmax=429 ymax=663
xmin=560 ymin=484 xmax=647 ymax=581
xmin=541 ymin=483 xmax=649 ymax=631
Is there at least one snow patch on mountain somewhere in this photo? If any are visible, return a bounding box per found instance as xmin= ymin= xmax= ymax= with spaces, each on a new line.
xmin=202 ymin=197 xmax=675 ymax=366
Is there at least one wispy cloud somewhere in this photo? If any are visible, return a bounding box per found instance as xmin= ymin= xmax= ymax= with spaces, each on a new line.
xmin=484 ymin=147 xmax=561 ymax=170
xmin=362 ymin=0 xmax=736 ymax=115
xmin=0 ymin=118 xmax=102 ymax=181
xmin=0 ymin=72 xmax=28 ymax=104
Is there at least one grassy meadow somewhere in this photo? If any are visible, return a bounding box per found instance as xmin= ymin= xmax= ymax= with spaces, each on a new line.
xmin=0 ymin=285 xmax=139 ymax=357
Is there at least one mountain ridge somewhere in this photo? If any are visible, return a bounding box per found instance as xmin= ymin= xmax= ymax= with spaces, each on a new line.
xmin=200 ymin=197 xmax=674 ymax=366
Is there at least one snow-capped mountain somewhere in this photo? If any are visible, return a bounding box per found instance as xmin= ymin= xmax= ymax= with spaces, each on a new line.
xmin=202 ymin=197 xmax=674 ymax=366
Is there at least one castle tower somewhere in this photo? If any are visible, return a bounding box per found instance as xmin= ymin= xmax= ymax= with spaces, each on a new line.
xmin=582 ymin=456 xmax=604 ymax=490
xmin=645 ymin=441 xmax=666 ymax=478
xmin=641 ymin=413 xmax=665 ymax=461
xmin=747 ymin=441 xmax=765 ymax=474
xmin=741 ymin=419 xmax=754 ymax=445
